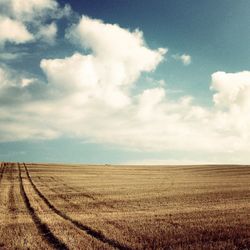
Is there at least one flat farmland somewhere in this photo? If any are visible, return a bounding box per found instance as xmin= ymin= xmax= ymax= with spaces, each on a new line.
xmin=0 ymin=163 xmax=249 ymax=249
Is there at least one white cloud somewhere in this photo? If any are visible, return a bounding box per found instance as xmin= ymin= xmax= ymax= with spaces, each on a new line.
xmin=21 ymin=78 xmax=36 ymax=88
xmin=210 ymin=71 xmax=250 ymax=143
xmin=211 ymin=71 xmax=250 ymax=110
xmin=1 ymin=15 xmax=250 ymax=161
xmin=40 ymin=16 xmax=166 ymax=108
xmin=0 ymin=0 xmax=70 ymax=46
xmin=36 ymin=22 xmax=57 ymax=44
xmin=0 ymin=64 xmax=44 ymax=95
xmin=173 ymin=53 xmax=191 ymax=65
xmin=4 ymin=0 xmax=58 ymax=21
xmin=137 ymin=87 xmax=166 ymax=121
xmin=67 ymin=16 xmax=167 ymax=86
xmin=7 ymin=0 xmax=72 ymax=21
xmin=0 ymin=65 xmax=59 ymax=141
xmin=0 ymin=15 xmax=33 ymax=45
xmin=39 ymin=60 xmax=250 ymax=153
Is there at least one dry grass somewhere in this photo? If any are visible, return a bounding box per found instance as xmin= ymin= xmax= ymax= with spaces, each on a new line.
xmin=0 ymin=162 xmax=249 ymax=249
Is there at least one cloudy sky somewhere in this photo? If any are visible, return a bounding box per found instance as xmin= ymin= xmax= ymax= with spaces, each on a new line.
xmin=1 ymin=0 xmax=250 ymax=164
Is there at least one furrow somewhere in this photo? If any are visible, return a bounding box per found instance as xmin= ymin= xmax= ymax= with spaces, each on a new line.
xmin=24 ymin=163 xmax=132 ymax=250
xmin=18 ymin=163 xmax=69 ymax=250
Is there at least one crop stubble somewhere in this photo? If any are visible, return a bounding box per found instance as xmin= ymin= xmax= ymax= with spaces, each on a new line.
xmin=0 ymin=163 xmax=249 ymax=249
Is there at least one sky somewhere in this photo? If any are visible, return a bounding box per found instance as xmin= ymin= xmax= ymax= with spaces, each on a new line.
xmin=0 ymin=0 xmax=250 ymax=164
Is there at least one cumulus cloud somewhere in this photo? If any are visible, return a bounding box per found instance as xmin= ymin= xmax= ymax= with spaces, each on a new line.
xmin=0 ymin=16 xmax=167 ymax=142
xmin=137 ymin=88 xmax=166 ymax=121
xmin=0 ymin=15 xmax=33 ymax=45
xmin=1 ymin=14 xmax=250 ymax=158
xmin=211 ymin=71 xmax=250 ymax=110
xmin=173 ymin=53 xmax=191 ymax=65
xmin=0 ymin=65 xmax=58 ymax=140
xmin=0 ymin=0 xmax=70 ymax=46
xmin=67 ymin=16 xmax=167 ymax=85
xmin=0 ymin=65 xmax=44 ymax=97
xmin=210 ymin=71 xmax=250 ymax=142
xmin=1 ymin=0 xmax=58 ymax=21
xmin=8 ymin=0 xmax=72 ymax=21
xmin=40 ymin=16 xmax=166 ymax=108
xmin=36 ymin=22 xmax=57 ymax=44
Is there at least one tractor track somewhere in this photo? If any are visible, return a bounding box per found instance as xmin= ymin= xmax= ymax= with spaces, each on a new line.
xmin=47 ymin=180 xmax=115 ymax=210
xmin=23 ymin=163 xmax=132 ymax=250
xmin=36 ymin=176 xmax=95 ymax=210
xmin=18 ymin=163 xmax=69 ymax=250
xmin=36 ymin=174 xmax=97 ymax=201
xmin=33 ymin=170 xmax=116 ymax=211
xmin=8 ymin=164 xmax=16 ymax=214
xmin=0 ymin=163 xmax=6 ymax=184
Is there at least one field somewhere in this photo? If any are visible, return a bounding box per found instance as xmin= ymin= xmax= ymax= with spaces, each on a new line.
xmin=0 ymin=163 xmax=249 ymax=249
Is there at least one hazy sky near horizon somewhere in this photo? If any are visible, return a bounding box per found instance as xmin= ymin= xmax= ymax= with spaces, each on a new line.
xmin=1 ymin=0 xmax=250 ymax=164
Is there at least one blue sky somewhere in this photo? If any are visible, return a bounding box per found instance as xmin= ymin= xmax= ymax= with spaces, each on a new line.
xmin=0 ymin=0 xmax=250 ymax=164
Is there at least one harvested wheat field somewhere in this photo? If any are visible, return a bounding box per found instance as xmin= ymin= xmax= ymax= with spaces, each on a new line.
xmin=0 ymin=162 xmax=249 ymax=249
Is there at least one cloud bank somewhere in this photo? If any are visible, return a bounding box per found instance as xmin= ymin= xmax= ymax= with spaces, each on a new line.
xmin=1 ymin=1 xmax=250 ymax=160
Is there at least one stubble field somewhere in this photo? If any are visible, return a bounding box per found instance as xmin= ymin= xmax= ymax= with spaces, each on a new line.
xmin=0 ymin=162 xmax=249 ymax=249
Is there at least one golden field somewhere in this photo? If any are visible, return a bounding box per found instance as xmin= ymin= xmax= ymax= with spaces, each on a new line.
xmin=0 ymin=162 xmax=249 ymax=249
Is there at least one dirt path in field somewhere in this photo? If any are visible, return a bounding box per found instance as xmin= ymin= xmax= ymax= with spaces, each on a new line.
xmin=23 ymin=163 xmax=132 ymax=250
xmin=18 ymin=163 xmax=69 ymax=250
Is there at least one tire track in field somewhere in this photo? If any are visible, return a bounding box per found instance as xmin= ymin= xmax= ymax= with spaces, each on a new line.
xmin=38 ymin=175 xmax=126 ymax=233
xmin=37 ymin=174 xmax=116 ymax=211
xmin=0 ymin=163 xmax=7 ymax=250
xmin=36 ymin=174 xmax=96 ymax=201
xmin=0 ymin=162 xmax=6 ymax=184
xmin=23 ymin=163 xmax=132 ymax=250
xmin=47 ymin=178 xmax=115 ymax=210
xmin=8 ymin=163 xmax=16 ymax=213
xmin=18 ymin=163 xmax=69 ymax=250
